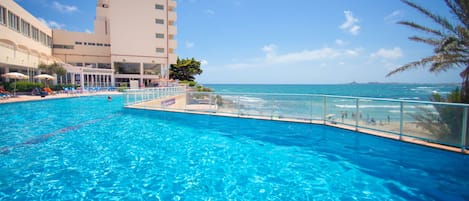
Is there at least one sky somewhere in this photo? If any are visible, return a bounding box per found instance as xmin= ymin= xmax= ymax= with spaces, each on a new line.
xmin=15 ymin=0 xmax=462 ymax=84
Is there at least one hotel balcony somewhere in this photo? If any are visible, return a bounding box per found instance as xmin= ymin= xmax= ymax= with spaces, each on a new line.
xmin=168 ymin=53 xmax=177 ymax=64
xmin=168 ymin=26 xmax=177 ymax=35
xmin=169 ymin=40 xmax=177 ymax=49
xmin=168 ymin=11 xmax=177 ymax=21
xmin=168 ymin=0 xmax=177 ymax=9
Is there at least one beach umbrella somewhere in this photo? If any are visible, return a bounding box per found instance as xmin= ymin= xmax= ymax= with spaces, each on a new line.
xmin=2 ymin=72 xmax=29 ymax=96
xmin=34 ymin=74 xmax=55 ymax=87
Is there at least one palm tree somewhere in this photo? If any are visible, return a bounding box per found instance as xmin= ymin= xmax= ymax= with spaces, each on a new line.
xmin=387 ymin=0 xmax=469 ymax=103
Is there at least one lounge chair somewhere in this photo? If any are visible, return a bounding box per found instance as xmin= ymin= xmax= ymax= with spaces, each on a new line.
xmin=43 ymin=87 xmax=55 ymax=95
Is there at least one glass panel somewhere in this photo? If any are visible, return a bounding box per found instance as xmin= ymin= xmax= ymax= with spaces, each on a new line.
xmin=215 ymin=94 xmax=239 ymax=115
xmin=185 ymin=92 xmax=216 ymax=112
xmin=270 ymin=94 xmax=312 ymax=122
xmin=403 ymin=102 xmax=462 ymax=147
xmin=238 ymin=94 xmax=272 ymax=118
xmin=114 ymin=62 xmax=140 ymax=74
xmin=143 ymin=63 xmax=161 ymax=75
xmin=325 ymin=97 xmax=356 ymax=125
xmin=356 ymin=99 xmax=400 ymax=134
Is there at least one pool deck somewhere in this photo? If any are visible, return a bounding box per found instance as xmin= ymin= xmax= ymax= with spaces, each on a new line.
xmin=0 ymin=91 xmax=122 ymax=104
xmin=126 ymin=94 xmax=469 ymax=155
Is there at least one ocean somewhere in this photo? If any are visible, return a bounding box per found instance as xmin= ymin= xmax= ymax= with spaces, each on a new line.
xmin=205 ymin=83 xmax=459 ymax=101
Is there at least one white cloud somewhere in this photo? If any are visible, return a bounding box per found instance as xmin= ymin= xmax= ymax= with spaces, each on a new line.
xmin=38 ymin=17 xmax=65 ymax=29
xmin=226 ymin=44 xmax=360 ymax=69
xmin=52 ymin=1 xmax=78 ymax=13
xmin=185 ymin=41 xmax=195 ymax=49
xmin=85 ymin=29 xmax=92 ymax=33
xmin=335 ymin=39 xmax=347 ymax=46
xmin=205 ymin=9 xmax=215 ymax=16
xmin=200 ymin=59 xmax=208 ymax=66
xmin=385 ymin=10 xmax=403 ymax=22
xmin=340 ymin=11 xmax=360 ymax=35
xmin=371 ymin=47 xmax=403 ymax=59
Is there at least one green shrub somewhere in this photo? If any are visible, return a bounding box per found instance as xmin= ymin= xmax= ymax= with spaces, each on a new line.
xmin=180 ymin=80 xmax=196 ymax=87
xmin=9 ymin=81 xmax=43 ymax=92
xmin=117 ymin=86 xmax=127 ymax=92
xmin=51 ymin=84 xmax=80 ymax=91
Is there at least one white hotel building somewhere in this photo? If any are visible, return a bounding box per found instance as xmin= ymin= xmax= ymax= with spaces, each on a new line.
xmin=0 ymin=0 xmax=177 ymax=87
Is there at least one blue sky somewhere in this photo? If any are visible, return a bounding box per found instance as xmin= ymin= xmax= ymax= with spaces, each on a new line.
xmin=15 ymin=0 xmax=461 ymax=84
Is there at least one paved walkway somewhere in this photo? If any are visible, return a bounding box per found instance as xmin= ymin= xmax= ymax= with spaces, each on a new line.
xmin=0 ymin=91 xmax=122 ymax=104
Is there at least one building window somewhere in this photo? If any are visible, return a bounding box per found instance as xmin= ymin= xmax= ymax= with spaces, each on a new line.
xmin=0 ymin=6 xmax=6 ymax=25
xmin=114 ymin=62 xmax=140 ymax=74
xmin=75 ymin=41 xmax=82 ymax=45
xmin=156 ymin=48 xmax=165 ymax=53
xmin=85 ymin=63 xmax=97 ymax=68
xmin=97 ymin=43 xmax=103 ymax=46
xmin=155 ymin=33 xmax=164 ymax=39
xmin=31 ymin=26 xmax=39 ymax=41
xmin=155 ymin=19 xmax=164 ymax=24
xmin=8 ymin=11 xmax=20 ymax=32
xmin=143 ymin=63 xmax=161 ymax=75
xmin=155 ymin=4 xmax=164 ymax=10
xmin=88 ymin=42 xmax=96 ymax=46
xmin=39 ymin=31 xmax=47 ymax=46
xmin=104 ymin=44 xmax=111 ymax=47
xmin=52 ymin=44 xmax=74 ymax=49
xmin=98 ymin=63 xmax=111 ymax=69
xmin=47 ymin=36 xmax=52 ymax=47
xmin=21 ymin=19 xmax=30 ymax=37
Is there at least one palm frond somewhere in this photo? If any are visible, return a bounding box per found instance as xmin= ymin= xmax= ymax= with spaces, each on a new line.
xmin=408 ymin=36 xmax=440 ymax=46
xmin=386 ymin=55 xmax=440 ymax=76
xmin=446 ymin=0 xmax=469 ymax=27
xmin=402 ymin=0 xmax=457 ymax=34
xmin=398 ymin=21 xmax=443 ymax=36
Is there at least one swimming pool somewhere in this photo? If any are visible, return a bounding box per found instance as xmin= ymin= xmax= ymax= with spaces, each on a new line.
xmin=1 ymin=95 xmax=468 ymax=200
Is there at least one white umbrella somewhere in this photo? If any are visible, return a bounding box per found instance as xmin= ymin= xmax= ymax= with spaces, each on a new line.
xmin=34 ymin=74 xmax=55 ymax=80
xmin=34 ymin=74 xmax=55 ymax=87
xmin=2 ymin=72 xmax=29 ymax=96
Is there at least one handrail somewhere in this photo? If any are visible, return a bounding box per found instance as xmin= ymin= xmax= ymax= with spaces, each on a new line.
xmin=185 ymin=91 xmax=469 ymax=107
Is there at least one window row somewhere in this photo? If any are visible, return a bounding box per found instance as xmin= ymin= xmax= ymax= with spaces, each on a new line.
xmin=75 ymin=41 xmax=111 ymax=47
xmin=67 ymin=62 xmax=112 ymax=69
xmin=53 ymin=44 xmax=74 ymax=49
xmin=0 ymin=5 xmax=52 ymax=48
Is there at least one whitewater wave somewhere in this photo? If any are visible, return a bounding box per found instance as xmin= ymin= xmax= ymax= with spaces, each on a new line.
xmin=335 ymin=104 xmax=435 ymax=109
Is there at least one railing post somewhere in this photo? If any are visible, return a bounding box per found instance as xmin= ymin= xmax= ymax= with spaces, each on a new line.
xmin=399 ymin=102 xmax=404 ymax=140
xmin=209 ymin=93 xmax=213 ymax=113
xmin=270 ymin=96 xmax=274 ymax=120
xmin=323 ymin=96 xmax=327 ymax=124
xmin=310 ymin=95 xmax=314 ymax=123
xmin=355 ymin=98 xmax=359 ymax=130
xmin=461 ymin=107 xmax=468 ymax=152
xmin=237 ymin=96 xmax=241 ymax=117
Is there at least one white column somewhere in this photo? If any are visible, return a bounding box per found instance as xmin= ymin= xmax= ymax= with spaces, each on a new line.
xmin=140 ymin=62 xmax=144 ymax=88
xmin=80 ymin=73 xmax=85 ymax=88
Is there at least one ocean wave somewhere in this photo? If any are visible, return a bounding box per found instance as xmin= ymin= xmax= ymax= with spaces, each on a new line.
xmin=221 ymin=95 xmax=266 ymax=103
xmin=388 ymin=110 xmax=416 ymax=114
xmin=335 ymin=104 xmax=435 ymax=109
xmin=398 ymin=97 xmax=420 ymax=100
xmin=335 ymin=104 xmax=401 ymax=109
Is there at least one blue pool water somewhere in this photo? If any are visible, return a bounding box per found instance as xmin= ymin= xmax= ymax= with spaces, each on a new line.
xmin=1 ymin=95 xmax=468 ymax=200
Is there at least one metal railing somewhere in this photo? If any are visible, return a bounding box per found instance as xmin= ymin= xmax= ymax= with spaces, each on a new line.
xmin=124 ymin=90 xmax=469 ymax=152
xmin=124 ymin=86 xmax=186 ymax=106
